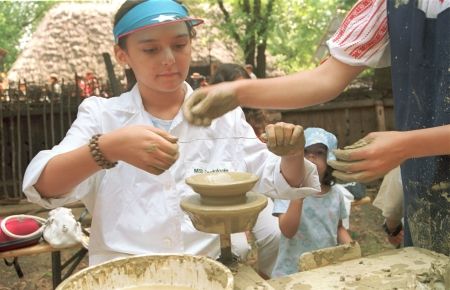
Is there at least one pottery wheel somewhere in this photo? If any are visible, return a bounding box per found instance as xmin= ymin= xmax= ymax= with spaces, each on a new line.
xmin=180 ymin=192 xmax=268 ymax=235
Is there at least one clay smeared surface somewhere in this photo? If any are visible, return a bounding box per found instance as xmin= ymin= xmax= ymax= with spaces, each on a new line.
xmin=268 ymin=247 xmax=449 ymax=290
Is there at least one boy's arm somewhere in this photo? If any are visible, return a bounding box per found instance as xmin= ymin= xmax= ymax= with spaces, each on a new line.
xmin=264 ymin=123 xmax=306 ymax=188
xmin=278 ymin=199 xmax=304 ymax=239
xmin=337 ymin=220 xmax=353 ymax=244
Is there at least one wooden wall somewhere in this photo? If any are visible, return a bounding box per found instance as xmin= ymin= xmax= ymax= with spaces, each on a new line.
xmin=281 ymin=98 xmax=394 ymax=148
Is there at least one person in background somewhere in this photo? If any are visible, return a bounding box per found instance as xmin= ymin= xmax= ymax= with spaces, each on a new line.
xmin=189 ymin=72 xmax=207 ymax=89
xmin=49 ymin=73 xmax=62 ymax=95
xmin=84 ymin=71 xmax=100 ymax=97
xmin=245 ymin=64 xmax=257 ymax=79
xmin=184 ymin=0 xmax=450 ymax=255
xmin=210 ymin=63 xmax=266 ymax=137
xmin=22 ymin=0 xmax=321 ymax=279
xmin=373 ymin=166 xmax=404 ymax=248
xmin=271 ymin=127 xmax=352 ymax=277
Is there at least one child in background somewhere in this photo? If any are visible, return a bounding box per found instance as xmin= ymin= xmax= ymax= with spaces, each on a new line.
xmin=271 ymin=127 xmax=352 ymax=277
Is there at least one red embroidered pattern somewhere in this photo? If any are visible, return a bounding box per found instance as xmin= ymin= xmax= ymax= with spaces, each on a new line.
xmin=333 ymin=0 xmax=375 ymax=42
xmin=340 ymin=0 xmax=386 ymax=46
xmin=349 ymin=17 xmax=388 ymax=58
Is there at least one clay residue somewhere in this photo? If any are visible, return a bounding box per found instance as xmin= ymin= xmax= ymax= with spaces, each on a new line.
xmin=415 ymin=260 xmax=450 ymax=290
xmin=394 ymin=0 xmax=410 ymax=8
xmin=343 ymin=138 xmax=372 ymax=150
xmin=56 ymin=254 xmax=234 ymax=290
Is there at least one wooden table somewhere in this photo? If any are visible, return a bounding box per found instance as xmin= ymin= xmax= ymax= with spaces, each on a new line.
xmin=0 ymin=240 xmax=87 ymax=289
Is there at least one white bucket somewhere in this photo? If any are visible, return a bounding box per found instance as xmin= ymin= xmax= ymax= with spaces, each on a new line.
xmin=56 ymin=254 xmax=234 ymax=290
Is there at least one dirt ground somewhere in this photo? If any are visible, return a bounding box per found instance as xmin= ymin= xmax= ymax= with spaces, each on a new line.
xmin=0 ymin=189 xmax=395 ymax=290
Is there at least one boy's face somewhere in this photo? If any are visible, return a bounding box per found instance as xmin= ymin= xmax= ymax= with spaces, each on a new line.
xmin=304 ymin=143 xmax=328 ymax=181
xmin=115 ymin=22 xmax=191 ymax=94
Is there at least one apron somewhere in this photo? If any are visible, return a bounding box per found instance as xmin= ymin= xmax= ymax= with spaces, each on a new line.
xmin=387 ymin=0 xmax=450 ymax=255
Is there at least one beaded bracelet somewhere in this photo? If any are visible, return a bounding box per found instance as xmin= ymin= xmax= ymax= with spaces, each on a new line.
xmin=88 ymin=134 xmax=118 ymax=169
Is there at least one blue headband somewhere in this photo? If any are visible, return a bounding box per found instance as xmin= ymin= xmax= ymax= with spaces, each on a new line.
xmin=113 ymin=0 xmax=204 ymax=43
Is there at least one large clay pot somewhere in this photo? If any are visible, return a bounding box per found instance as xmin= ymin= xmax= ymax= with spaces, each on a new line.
xmin=56 ymin=254 xmax=234 ymax=290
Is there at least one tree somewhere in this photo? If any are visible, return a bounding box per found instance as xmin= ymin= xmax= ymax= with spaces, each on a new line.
xmin=213 ymin=0 xmax=356 ymax=76
xmin=0 ymin=1 xmax=54 ymax=71
xmin=216 ymin=0 xmax=276 ymax=78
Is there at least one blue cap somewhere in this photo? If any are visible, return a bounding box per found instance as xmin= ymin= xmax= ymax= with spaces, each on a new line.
xmin=304 ymin=128 xmax=337 ymax=161
xmin=113 ymin=0 xmax=204 ymax=43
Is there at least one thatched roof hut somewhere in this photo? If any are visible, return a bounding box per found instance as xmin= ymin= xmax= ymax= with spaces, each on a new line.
xmin=7 ymin=2 xmax=244 ymax=84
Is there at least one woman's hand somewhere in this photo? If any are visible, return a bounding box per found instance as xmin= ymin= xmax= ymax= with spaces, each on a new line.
xmin=100 ymin=125 xmax=179 ymax=175
xmin=183 ymin=82 xmax=240 ymax=126
xmin=261 ymin=122 xmax=305 ymax=157
xmin=328 ymin=131 xmax=407 ymax=183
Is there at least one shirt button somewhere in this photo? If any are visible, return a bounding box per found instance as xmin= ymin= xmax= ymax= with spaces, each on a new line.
xmin=164 ymin=183 xmax=172 ymax=191
xmin=163 ymin=237 xmax=172 ymax=248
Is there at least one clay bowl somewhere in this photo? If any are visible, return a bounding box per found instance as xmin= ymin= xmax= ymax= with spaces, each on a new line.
xmin=56 ymin=254 xmax=233 ymax=290
xmin=185 ymin=172 xmax=259 ymax=205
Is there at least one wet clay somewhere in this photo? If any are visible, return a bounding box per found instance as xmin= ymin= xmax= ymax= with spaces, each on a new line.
xmin=185 ymin=172 xmax=259 ymax=199
xmin=267 ymin=247 xmax=449 ymax=290
xmin=183 ymin=172 xmax=268 ymax=235
xmin=298 ymin=242 xmax=361 ymax=271
xmin=180 ymin=193 xmax=268 ymax=234
xmin=343 ymin=138 xmax=372 ymax=150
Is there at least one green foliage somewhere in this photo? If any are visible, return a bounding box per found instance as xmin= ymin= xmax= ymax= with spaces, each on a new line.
xmin=0 ymin=1 xmax=55 ymax=71
xmin=200 ymin=0 xmax=357 ymax=75
xmin=213 ymin=0 xmax=278 ymax=77
xmin=269 ymin=0 xmax=355 ymax=73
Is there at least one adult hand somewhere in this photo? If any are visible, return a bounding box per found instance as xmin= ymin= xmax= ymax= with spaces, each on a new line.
xmin=183 ymin=82 xmax=239 ymax=126
xmin=328 ymin=131 xmax=407 ymax=183
xmin=261 ymin=123 xmax=305 ymax=157
xmin=101 ymin=125 xmax=179 ymax=175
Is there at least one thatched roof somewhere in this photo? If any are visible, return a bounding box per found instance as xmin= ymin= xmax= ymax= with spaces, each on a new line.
xmin=7 ymin=2 xmax=244 ymax=83
xmin=8 ymin=3 xmax=119 ymax=83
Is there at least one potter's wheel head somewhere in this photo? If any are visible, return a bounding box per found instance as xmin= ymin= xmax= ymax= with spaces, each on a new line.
xmin=185 ymin=172 xmax=259 ymax=198
xmin=181 ymin=193 xmax=268 ymax=234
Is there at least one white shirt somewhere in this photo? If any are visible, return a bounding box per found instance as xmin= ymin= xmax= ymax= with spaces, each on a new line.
xmin=22 ymin=83 xmax=320 ymax=265
xmin=326 ymin=0 xmax=450 ymax=68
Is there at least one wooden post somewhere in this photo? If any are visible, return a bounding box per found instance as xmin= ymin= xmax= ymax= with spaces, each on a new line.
xmin=102 ymin=53 xmax=121 ymax=96
xmin=375 ymin=100 xmax=386 ymax=131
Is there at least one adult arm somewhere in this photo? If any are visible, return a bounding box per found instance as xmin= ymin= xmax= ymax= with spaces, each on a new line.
xmin=184 ymin=57 xmax=365 ymax=126
xmin=329 ymin=125 xmax=450 ymax=182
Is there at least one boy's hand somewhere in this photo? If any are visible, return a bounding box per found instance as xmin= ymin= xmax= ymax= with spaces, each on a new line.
xmin=101 ymin=125 xmax=179 ymax=175
xmin=261 ymin=123 xmax=305 ymax=157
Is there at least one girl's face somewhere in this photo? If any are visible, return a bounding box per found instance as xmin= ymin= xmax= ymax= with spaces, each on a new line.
xmin=115 ymin=22 xmax=191 ymax=94
xmin=304 ymin=143 xmax=328 ymax=181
